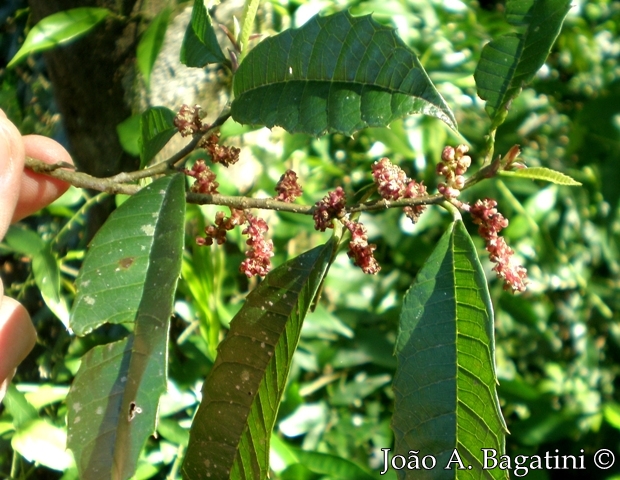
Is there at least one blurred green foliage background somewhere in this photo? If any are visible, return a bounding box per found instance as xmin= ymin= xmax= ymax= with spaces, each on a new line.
xmin=1 ymin=0 xmax=620 ymax=478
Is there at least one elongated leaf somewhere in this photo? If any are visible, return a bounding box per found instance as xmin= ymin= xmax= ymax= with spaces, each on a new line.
xmin=3 ymin=227 xmax=69 ymax=325
xmin=292 ymin=449 xmax=376 ymax=480
xmin=392 ymin=220 xmax=507 ymax=480
xmin=474 ymin=0 xmax=571 ymax=127
xmin=499 ymin=166 xmax=581 ymax=185
xmin=181 ymin=0 xmax=226 ymax=67
xmin=3 ymin=385 xmax=38 ymax=430
xmin=231 ymin=11 xmax=456 ymax=136
xmin=8 ymin=7 xmax=111 ymax=68
xmin=139 ymin=106 xmax=178 ymax=168
xmin=70 ymin=174 xmax=184 ymax=335
xmin=67 ymin=174 xmax=185 ymax=480
xmin=137 ymin=8 xmax=172 ymax=89
xmin=3 ymin=225 xmax=45 ymax=256
xmin=32 ymin=244 xmax=69 ymax=325
xmin=182 ymin=240 xmax=335 ymax=480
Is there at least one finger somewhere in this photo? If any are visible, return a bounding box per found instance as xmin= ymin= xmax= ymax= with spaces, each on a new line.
xmin=12 ymin=134 xmax=74 ymax=222
xmin=0 ymin=112 xmax=25 ymax=239
xmin=0 ymin=278 xmax=37 ymax=389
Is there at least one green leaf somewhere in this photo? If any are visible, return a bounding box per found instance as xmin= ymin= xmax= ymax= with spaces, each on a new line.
xmin=3 ymin=225 xmax=45 ymax=256
xmin=32 ymin=244 xmax=69 ymax=325
xmin=499 ymin=167 xmax=581 ymax=185
xmin=8 ymin=7 xmax=111 ymax=68
xmin=392 ymin=220 xmax=507 ymax=480
xmin=238 ymin=0 xmax=261 ymax=60
xmin=3 ymin=227 xmax=68 ymax=324
xmin=70 ymin=174 xmax=185 ymax=335
xmin=181 ymin=0 xmax=226 ymax=67
xmin=291 ymin=449 xmax=376 ymax=480
xmin=116 ymin=113 xmax=142 ymax=157
xmin=67 ymin=174 xmax=185 ymax=479
xmin=474 ymin=0 xmax=571 ymax=127
xmin=3 ymin=385 xmax=38 ymax=430
xmin=231 ymin=10 xmax=456 ymax=136
xmin=182 ymin=240 xmax=335 ymax=480
xmin=270 ymin=433 xmax=376 ymax=480
xmin=604 ymin=403 xmax=620 ymax=430
xmin=137 ymin=8 xmax=171 ymax=89
xmin=138 ymin=106 xmax=177 ymax=169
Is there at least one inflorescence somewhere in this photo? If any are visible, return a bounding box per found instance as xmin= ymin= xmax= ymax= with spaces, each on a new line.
xmin=469 ymin=199 xmax=528 ymax=293
xmin=178 ymin=107 xmax=528 ymax=292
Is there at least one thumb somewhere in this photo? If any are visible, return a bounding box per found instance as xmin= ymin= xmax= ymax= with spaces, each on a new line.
xmin=0 ymin=278 xmax=36 ymax=402
xmin=0 ymin=111 xmax=25 ymax=240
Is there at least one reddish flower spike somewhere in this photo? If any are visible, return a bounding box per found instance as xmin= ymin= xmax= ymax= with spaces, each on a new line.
xmin=174 ymin=104 xmax=207 ymax=137
xmin=313 ymin=187 xmax=346 ymax=232
xmin=469 ymin=198 xmax=527 ymax=293
xmin=344 ymin=220 xmax=381 ymax=274
xmin=184 ymin=160 xmax=219 ymax=195
xmin=240 ymin=213 xmax=274 ymax=278
xmin=275 ymin=170 xmax=303 ymax=203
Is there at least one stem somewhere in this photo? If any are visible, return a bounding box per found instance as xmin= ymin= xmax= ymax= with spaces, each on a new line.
xmin=51 ymin=191 xmax=110 ymax=250
xmin=440 ymin=200 xmax=462 ymax=221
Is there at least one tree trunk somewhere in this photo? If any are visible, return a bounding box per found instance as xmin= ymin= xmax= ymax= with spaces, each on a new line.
xmin=27 ymin=0 xmax=141 ymax=178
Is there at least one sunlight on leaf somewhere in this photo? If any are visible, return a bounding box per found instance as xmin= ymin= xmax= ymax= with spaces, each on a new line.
xmin=181 ymin=0 xmax=226 ymax=67
xmin=499 ymin=167 xmax=581 ymax=186
xmin=8 ymin=8 xmax=111 ymax=68
xmin=232 ymin=10 xmax=456 ymax=136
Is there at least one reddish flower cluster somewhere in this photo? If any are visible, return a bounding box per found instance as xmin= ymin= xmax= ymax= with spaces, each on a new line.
xmin=469 ymin=198 xmax=528 ymax=293
xmin=372 ymin=157 xmax=409 ymax=200
xmin=174 ymin=104 xmax=208 ymax=137
xmin=275 ymin=170 xmax=303 ymax=202
xmin=197 ymin=208 xmax=246 ymax=246
xmin=437 ymin=144 xmax=471 ymax=198
xmin=344 ymin=220 xmax=380 ymax=274
xmin=313 ymin=187 xmax=346 ymax=231
xmin=184 ymin=160 xmax=219 ymax=194
xmin=240 ymin=214 xmax=274 ymax=278
xmin=371 ymin=157 xmax=427 ymax=222
xmin=201 ymin=133 xmax=240 ymax=167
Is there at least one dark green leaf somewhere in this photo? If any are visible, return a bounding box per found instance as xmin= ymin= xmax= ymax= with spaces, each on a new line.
xmin=67 ymin=174 xmax=185 ymax=479
xmin=499 ymin=166 xmax=581 ymax=185
xmin=182 ymin=240 xmax=335 ymax=480
xmin=231 ymin=11 xmax=456 ymax=136
xmin=70 ymin=174 xmax=185 ymax=335
xmin=474 ymin=0 xmax=571 ymax=127
xmin=392 ymin=220 xmax=507 ymax=480
xmin=181 ymin=0 xmax=226 ymax=67
xmin=137 ymin=8 xmax=171 ymax=89
xmin=139 ymin=106 xmax=177 ymax=169
xmin=8 ymin=7 xmax=111 ymax=68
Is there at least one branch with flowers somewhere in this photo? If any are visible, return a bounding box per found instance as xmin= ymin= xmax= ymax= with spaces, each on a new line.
xmin=25 ymin=106 xmax=530 ymax=290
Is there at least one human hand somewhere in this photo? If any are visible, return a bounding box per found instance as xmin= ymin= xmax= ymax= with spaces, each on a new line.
xmin=0 ymin=109 xmax=73 ymax=402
